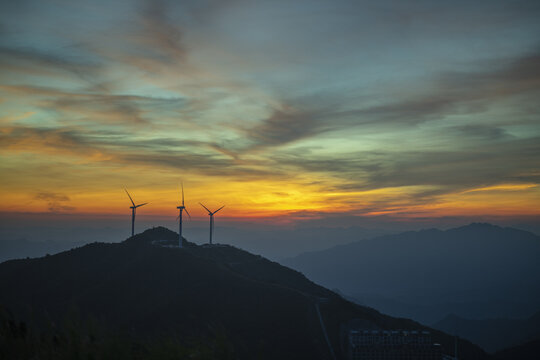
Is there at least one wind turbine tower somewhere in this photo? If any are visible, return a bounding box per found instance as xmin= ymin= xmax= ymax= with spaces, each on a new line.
xmin=176 ymin=183 xmax=191 ymax=248
xmin=125 ymin=189 xmax=148 ymax=237
xmin=199 ymin=203 xmax=225 ymax=244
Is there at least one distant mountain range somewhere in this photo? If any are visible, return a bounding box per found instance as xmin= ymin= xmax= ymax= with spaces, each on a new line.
xmin=0 ymin=224 xmax=391 ymax=262
xmin=433 ymin=312 xmax=540 ymax=353
xmin=282 ymin=223 xmax=540 ymax=325
xmin=0 ymin=227 xmax=487 ymax=360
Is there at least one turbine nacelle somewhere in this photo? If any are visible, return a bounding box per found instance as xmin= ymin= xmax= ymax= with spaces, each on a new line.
xmin=199 ymin=203 xmax=225 ymax=216
xmin=131 ymin=203 xmax=148 ymax=209
xmin=177 ymin=183 xmax=191 ymax=219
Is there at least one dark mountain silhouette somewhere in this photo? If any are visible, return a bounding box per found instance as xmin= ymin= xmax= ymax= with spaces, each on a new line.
xmin=0 ymin=227 xmax=487 ymax=359
xmin=494 ymin=337 xmax=540 ymax=360
xmin=433 ymin=312 xmax=540 ymax=353
xmin=282 ymin=223 xmax=540 ymax=325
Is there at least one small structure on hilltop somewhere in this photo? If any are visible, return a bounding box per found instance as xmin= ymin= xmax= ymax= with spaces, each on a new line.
xmin=347 ymin=328 xmax=442 ymax=360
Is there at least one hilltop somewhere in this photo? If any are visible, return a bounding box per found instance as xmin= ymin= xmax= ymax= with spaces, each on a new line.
xmin=0 ymin=227 xmax=488 ymax=359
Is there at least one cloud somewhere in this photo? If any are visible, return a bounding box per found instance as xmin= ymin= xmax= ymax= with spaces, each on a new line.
xmin=362 ymin=137 xmax=540 ymax=191
xmin=138 ymin=0 xmax=187 ymax=64
xmin=0 ymin=84 xmax=186 ymax=126
xmin=115 ymin=0 xmax=194 ymax=77
xmin=0 ymin=46 xmax=103 ymax=84
xmin=336 ymin=51 xmax=540 ymax=127
xmin=118 ymin=152 xmax=274 ymax=178
xmin=0 ymin=126 xmax=100 ymax=157
xmin=35 ymin=192 xmax=75 ymax=212
xmin=0 ymin=125 xmax=279 ymax=179
xmin=212 ymin=50 xmax=540 ymax=158
xmin=242 ymin=107 xmax=321 ymax=149
xmin=451 ymin=125 xmax=511 ymax=141
xmin=271 ymin=135 xmax=540 ymax=204
xmin=184 ymin=105 xmax=330 ymax=158
xmin=1 ymin=51 xmax=538 ymax=191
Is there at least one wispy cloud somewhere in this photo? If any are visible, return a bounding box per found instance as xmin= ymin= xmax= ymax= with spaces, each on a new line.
xmin=35 ymin=192 xmax=75 ymax=212
xmin=0 ymin=125 xmax=279 ymax=179
xmin=214 ymin=50 xmax=540 ymax=157
xmin=0 ymin=126 xmax=108 ymax=159
xmin=333 ymin=51 xmax=540 ymax=127
xmin=0 ymin=46 xmax=103 ymax=79
xmin=138 ymin=0 xmax=187 ymax=65
xmin=0 ymin=84 xmax=186 ymax=126
xmin=242 ymin=107 xmax=321 ymax=150
xmin=270 ymin=130 xmax=540 ymax=200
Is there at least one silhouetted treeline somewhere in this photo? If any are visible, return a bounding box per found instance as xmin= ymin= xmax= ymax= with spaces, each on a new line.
xmin=0 ymin=307 xmax=236 ymax=360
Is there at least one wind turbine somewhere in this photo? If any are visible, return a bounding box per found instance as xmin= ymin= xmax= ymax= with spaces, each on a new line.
xmin=125 ymin=189 xmax=148 ymax=237
xmin=176 ymin=183 xmax=191 ymax=248
xmin=199 ymin=203 xmax=225 ymax=244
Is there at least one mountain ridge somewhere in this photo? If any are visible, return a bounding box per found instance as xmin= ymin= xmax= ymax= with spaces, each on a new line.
xmin=0 ymin=226 xmax=489 ymax=359
xmin=281 ymin=223 xmax=540 ymax=325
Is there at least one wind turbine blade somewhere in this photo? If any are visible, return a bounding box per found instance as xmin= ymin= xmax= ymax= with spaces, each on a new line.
xmin=124 ymin=189 xmax=135 ymax=207
xmin=176 ymin=215 xmax=180 ymax=221
xmin=181 ymin=182 xmax=185 ymax=207
xmin=184 ymin=208 xmax=191 ymax=219
xmin=199 ymin=202 xmax=211 ymax=213
xmin=135 ymin=202 xmax=148 ymax=208
xmin=213 ymin=205 xmax=225 ymax=214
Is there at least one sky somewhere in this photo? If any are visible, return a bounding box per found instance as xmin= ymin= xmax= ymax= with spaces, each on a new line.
xmin=1 ymin=0 xmax=539 ymax=238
